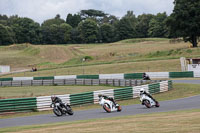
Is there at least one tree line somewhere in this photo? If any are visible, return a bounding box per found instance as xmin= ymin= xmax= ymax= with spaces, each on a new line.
xmin=1 ymin=0 xmax=200 ymax=47
xmin=0 ymin=9 xmax=170 ymax=45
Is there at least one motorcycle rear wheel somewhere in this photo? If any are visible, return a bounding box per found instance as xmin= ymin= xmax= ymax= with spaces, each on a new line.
xmin=66 ymin=105 xmax=74 ymax=115
xmin=103 ymin=103 xmax=111 ymax=113
xmin=143 ymin=100 xmax=151 ymax=108
xmin=155 ymin=101 xmax=160 ymax=107
xmin=53 ymin=108 xmax=62 ymax=116
xmin=117 ymin=106 xmax=122 ymax=112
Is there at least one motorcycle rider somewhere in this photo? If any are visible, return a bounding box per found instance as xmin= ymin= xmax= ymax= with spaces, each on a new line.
xmin=140 ymin=88 xmax=157 ymax=102
xmin=143 ymin=73 xmax=150 ymax=80
xmin=98 ymin=94 xmax=118 ymax=107
xmin=51 ymin=95 xmax=66 ymax=109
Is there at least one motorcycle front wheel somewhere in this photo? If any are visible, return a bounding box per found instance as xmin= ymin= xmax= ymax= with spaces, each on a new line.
xmin=103 ymin=103 xmax=111 ymax=113
xmin=53 ymin=108 xmax=62 ymax=116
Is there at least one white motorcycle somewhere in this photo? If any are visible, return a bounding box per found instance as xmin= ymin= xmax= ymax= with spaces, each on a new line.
xmin=140 ymin=93 xmax=160 ymax=108
xmin=99 ymin=96 xmax=122 ymax=113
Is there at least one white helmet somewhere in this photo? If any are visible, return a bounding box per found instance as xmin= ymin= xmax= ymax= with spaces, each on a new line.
xmin=140 ymin=88 xmax=145 ymax=93
xmin=51 ymin=95 xmax=56 ymax=101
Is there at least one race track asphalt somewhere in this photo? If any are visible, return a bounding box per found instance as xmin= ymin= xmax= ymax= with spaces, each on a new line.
xmin=172 ymin=79 xmax=200 ymax=84
xmin=1 ymin=95 xmax=200 ymax=128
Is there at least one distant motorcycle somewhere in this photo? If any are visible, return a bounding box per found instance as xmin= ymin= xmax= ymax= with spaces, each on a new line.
xmin=99 ymin=96 xmax=121 ymax=113
xmin=51 ymin=102 xmax=73 ymax=116
xmin=140 ymin=93 xmax=159 ymax=108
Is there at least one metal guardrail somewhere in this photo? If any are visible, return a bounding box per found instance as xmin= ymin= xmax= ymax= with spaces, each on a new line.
xmin=0 ymin=97 xmax=37 ymax=113
xmin=0 ymin=79 xmax=162 ymax=87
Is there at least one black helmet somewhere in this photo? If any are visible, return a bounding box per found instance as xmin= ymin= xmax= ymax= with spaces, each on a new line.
xmin=98 ymin=94 xmax=103 ymax=98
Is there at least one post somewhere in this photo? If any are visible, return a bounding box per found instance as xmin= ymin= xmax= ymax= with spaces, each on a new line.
xmin=82 ymin=58 xmax=85 ymax=75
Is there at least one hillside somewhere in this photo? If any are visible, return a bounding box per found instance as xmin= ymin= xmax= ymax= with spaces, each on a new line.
xmin=0 ymin=38 xmax=200 ymax=77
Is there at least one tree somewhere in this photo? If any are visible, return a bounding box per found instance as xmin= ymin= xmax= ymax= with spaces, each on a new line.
xmin=59 ymin=23 xmax=72 ymax=43
xmin=70 ymin=28 xmax=81 ymax=44
xmin=100 ymin=23 xmax=115 ymax=43
xmin=101 ymin=15 xmax=119 ymax=25
xmin=148 ymin=12 xmax=168 ymax=37
xmin=0 ymin=24 xmax=15 ymax=45
xmin=80 ymin=9 xmax=106 ymax=19
xmin=41 ymin=14 xmax=65 ymax=27
xmin=136 ymin=14 xmax=154 ymax=38
xmin=66 ymin=13 xmax=81 ymax=28
xmin=80 ymin=9 xmax=107 ymax=25
xmin=78 ymin=19 xmax=98 ymax=43
xmin=166 ymin=0 xmax=200 ymax=47
xmin=41 ymin=14 xmax=66 ymax=44
xmin=10 ymin=17 xmax=41 ymax=44
xmin=0 ymin=14 xmax=8 ymax=25
xmin=115 ymin=11 xmax=138 ymax=40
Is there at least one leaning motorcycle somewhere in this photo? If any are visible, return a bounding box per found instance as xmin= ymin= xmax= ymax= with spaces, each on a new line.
xmin=99 ymin=96 xmax=121 ymax=113
xmin=51 ymin=102 xmax=74 ymax=116
xmin=140 ymin=93 xmax=160 ymax=108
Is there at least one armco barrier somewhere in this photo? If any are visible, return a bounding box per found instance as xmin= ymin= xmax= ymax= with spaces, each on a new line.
xmin=70 ymin=92 xmax=94 ymax=106
xmin=0 ymin=79 xmax=158 ymax=87
xmin=114 ymin=87 xmax=133 ymax=101
xmin=0 ymin=78 xmax=13 ymax=81
xmin=148 ymin=83 xmax=160 ymax=94
xmin=0 ymin=71 xmax=200 ymax=83
xmin=77 ymin=75 xmax=99 ymax=79
xmin=124 ymin=73 xmax=143 ymax=79
xmin=169 ymin=71 xmax=194 ymax=78
xmin=0 ymin=80 xmax=172 ymax=113
xmin=0 ymin=97 xmax=37 ymax=113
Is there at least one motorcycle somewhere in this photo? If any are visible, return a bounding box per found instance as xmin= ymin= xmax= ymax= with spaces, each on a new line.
xmin=51 ymin=102 xmax=74 ymax=116
xmin=140 ymin=93 xmax=159 ymax=108
xmin=99 ymin=96 xmax=121 ymax=113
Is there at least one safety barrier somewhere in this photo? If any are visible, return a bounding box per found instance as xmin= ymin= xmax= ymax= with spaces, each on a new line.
xmin=0 ymin=97 xmax=37 ymax=113
xmin=0 ymin=79 xmax=159 ymax=87
xmin=0 ymin=71 xmax=199 ymax=83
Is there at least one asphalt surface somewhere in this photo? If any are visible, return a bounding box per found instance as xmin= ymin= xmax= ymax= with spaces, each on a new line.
xmin=0 ymin=95 xmax=200 ymax=128
xmin=172 ymin=79 xmax=200 ymax=84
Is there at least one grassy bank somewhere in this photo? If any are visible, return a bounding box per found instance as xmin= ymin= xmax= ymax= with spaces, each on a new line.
xmin=1 ymin=38 xmax=200 ymax=78
xmin=1 ymin=109 xmax=200 ymax=133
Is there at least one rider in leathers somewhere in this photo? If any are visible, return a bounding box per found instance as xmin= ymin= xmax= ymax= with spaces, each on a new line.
xmin=51 ymin=95 xmax=66 ymax=108
xmin=140 ymin=88 xmax=157 ymax=102
xmin=98 ymin=94 xmax=117 ymax=106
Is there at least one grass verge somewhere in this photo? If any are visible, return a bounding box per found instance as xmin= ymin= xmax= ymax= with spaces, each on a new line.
xmin=0 ymin=109 xmax=200 ymax=133
xmin=0 ymin=85 xmax=118 ymax=99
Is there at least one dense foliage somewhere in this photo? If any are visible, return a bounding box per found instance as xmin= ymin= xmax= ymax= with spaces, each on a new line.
xmin=166 ymin=0 xmax=200 ymax=47
xmin=0 ymin=5 xmax=199 ymax=46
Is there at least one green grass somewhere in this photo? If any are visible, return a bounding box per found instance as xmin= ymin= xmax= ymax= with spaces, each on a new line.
xmin=0 ymin=85 xmax=118 ymax=99
xmin=0 ymin=109 xmax=200 ymax=133
xmin=1 ymin=38 xmax=199 ymax=78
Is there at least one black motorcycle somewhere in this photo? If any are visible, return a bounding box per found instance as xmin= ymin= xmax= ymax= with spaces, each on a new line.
xmin=51 ymin=102 xmax=73 ymax=116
